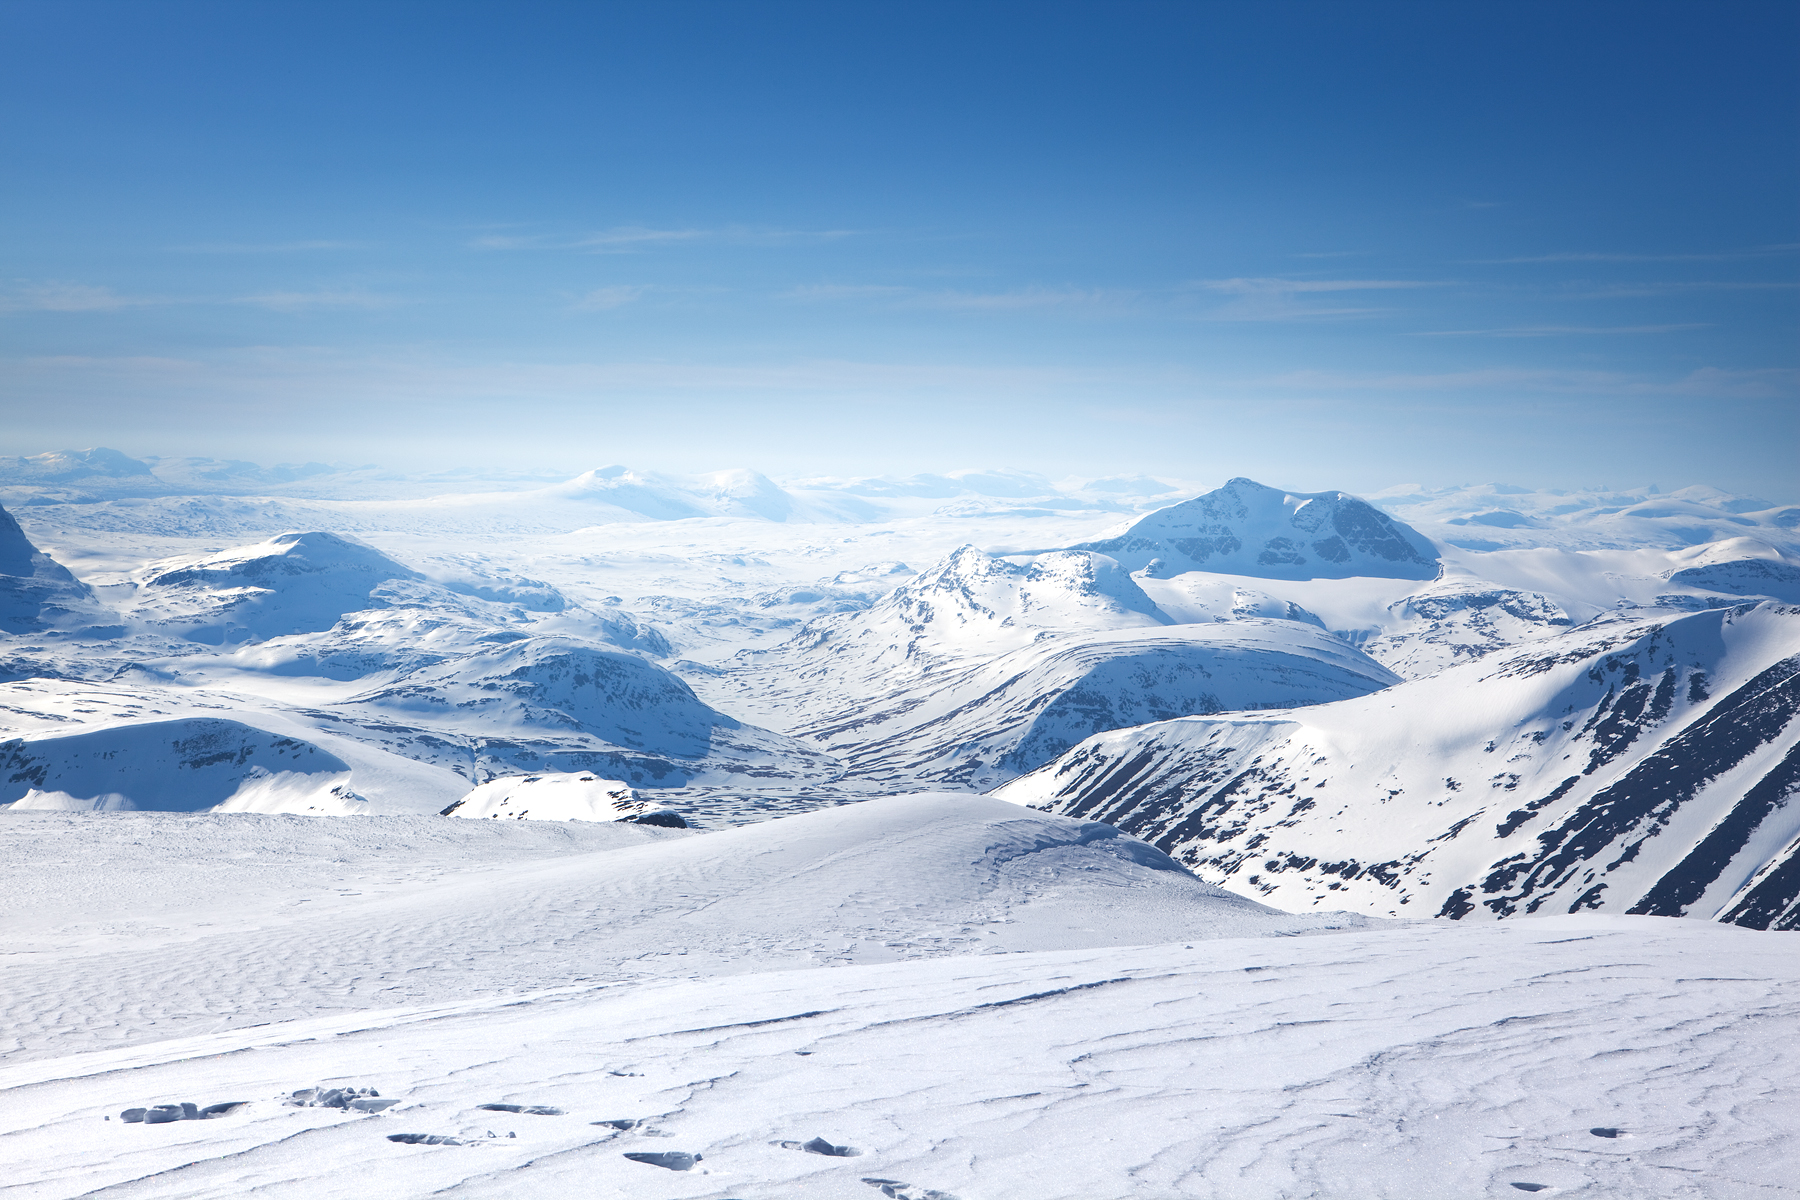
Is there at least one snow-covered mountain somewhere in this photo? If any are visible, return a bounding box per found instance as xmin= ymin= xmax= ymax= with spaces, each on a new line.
xmin=998 ymin=601 xmax=1800 ymax=930
xmin=1066 ymin=477 xmax=1441 ymax=581
xmin=1371 ymin=481 xmax=1800 ymax=557
xmin=0 ymin=505 xmax=117 ymax=637
xmin=347 ymin=637 xmax=837 ymax=788
xmin=1 ymin=717 xmax=366 ymax=814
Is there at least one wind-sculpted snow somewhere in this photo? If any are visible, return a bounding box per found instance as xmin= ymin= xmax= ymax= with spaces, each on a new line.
xmin=1 ymin=913 xmax=1790 ymax=1198
xmin=0 ymin=717 xmax=364 ymax=813
xmin=998 ymin=603 xmax=1800 ymax=930
xmin=1067 ymin=477 xmax=1439 ymax=581
xmin=0 ymin=795 xmax=1358 ymax=1064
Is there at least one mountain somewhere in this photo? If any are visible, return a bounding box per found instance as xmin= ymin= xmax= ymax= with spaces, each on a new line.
xmin=348 ymin=637 xmax=839 ymax=788
xmin=1066 ymin=477 xmax=1440 ymax=581
xmin=135 ymin=531 xmax=426 ymax=644
xmin=997 ymin=602 xmax=1800 ymax=930
xmin=1371 ymin=482 xmax=1800 ymax=557
xmin=0 ymin=717 xmax=366 ymax=813
xmin=0 ymin=505 xmax=117 ymax=637
xmin=788 ymin=622 xmax=1399 ymax=789
xmin=0 ymin=447 xmax=157 ymax=486
xmin=692 ymin=545 xmax=1396 ymax=790
xmin=439 ymin=772 xmax=685 ymax=823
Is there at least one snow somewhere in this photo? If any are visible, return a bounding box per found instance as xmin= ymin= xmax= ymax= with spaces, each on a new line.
xmin=2 ymin=455 xmax=1799 ymax=1195
xmin=443 ymin=772 xmax=671 ymax=823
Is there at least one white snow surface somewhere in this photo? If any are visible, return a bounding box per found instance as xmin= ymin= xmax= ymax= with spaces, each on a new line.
xmin=442 ymin=772 xmax=658 ymax=823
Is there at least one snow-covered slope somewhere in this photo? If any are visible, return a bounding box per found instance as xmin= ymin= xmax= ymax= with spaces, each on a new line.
xmin=0 ymin=795 xmax=1359 ymax=1065
xmin=439 ymin=772 xmax=685 ymax=824
xmin=1373 ymin=481 xmax=1800 ymax=556
xmin=784 ymin=622 xmax=1399 ymax=789
xmin=132 ymin=531 xmax=426 ymax=644
xmin=1 ymin=843 xmax=1791 ymax=1196
xmin=998 ymin=602 xmax=1800 ymax=929
xmin=0 ymin=717 xmax=366 ymax=814
xmin=1067 ymin=477 xmax=1440 ymax=581
xmin=347 ymin=637 xmax=839 ymax=788
xmin=0 ymin=506 xmax=116 ymax=637
xmin=698 ymin=546 xmax=1394 ymax=788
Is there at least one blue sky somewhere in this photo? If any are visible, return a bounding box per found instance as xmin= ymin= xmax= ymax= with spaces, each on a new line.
xmin=2 ymin=0 xmax=1795 ymax=498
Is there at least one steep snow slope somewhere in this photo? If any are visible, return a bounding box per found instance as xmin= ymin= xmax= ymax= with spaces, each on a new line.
xmin=0 ymin=718 xmax=365 ymax=814
xmin=1067 ymin=477 xmax=1440 ymax=580
xmin=0 ymin=795 xmax=1360 ymax=1064
xmin=0 ymin=506 xmax=116 ymax=637
xmin=783 ymin=622 xmax=1398 ymax=789
xmin=999 ymin=602 xmax=1800 ymax=930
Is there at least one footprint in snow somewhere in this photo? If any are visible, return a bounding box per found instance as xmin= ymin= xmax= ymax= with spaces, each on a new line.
xmin=863 ymin=1179 xmax=961 ymax=1200
xmin=477 ymin=1103 xmax=564 ymax=1115
xmin=776 ymin=1136 xmax=861 ymax=1157
xmin=287 ymin=1086 xmax=398 ymax=1112
xmin=624 ymin=1150 xmax=701 ymax=1170
xmin=120 ymin=1102 xmax=249 ymax=1123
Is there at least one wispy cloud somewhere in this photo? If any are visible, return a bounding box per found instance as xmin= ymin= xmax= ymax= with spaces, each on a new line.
xmin=172 ymin=240 xmax=374 ymax=253
xmin=1567 ymin=280 xmax=1800 ymax=299
xmin=1265 ymin=365 xmax=1797 ymax=399
xmin=472 ymin=225 xmax=856 ymax=253
xmin=1188 ymin=277 xmax=1446 ymax=322
xmin=1471 ymin=243 xmax=1800 ymax=265
xmin=779 ymin=282 xmax=1133 ymax=312
xmin=0 ymin=282 xmax=158 ymax=313
xmin=1412 ymin=323 xmax=1710 ymax=338
xmin=235 ymin=290 xmax=400 ymax=311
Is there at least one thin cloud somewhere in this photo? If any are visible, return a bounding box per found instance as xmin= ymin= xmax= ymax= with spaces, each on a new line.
xmin=573 ymin=285 xmax=650 ymax=310
xmin=172 ymin=240 xmax=373 ymax=253
xmin=1188 ymin=277 xmax=1445 ymax=322
xmin=0 ymin=282 xmax=156 ymax=313
xmin=236 ymin=290 xmax=400 ymax=311
xmin=1471 ymin=243 xmax=1800 ymax=264
xmin=779 ymin=283 xmax=1133 ymax=311
xmin=1195 ymin=278 xmax=1445 ymax=294
xmin=1413 ymin=323 xmax=1711 ymax=338
xmin=1568 ymin=280 xmax=1800 ymax=299
xmin=473 ymin=225 xmax=857 ymax=253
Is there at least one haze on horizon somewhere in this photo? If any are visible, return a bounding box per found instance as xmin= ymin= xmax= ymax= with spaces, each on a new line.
xmin=1 ymin=0 xmax=1795 ymax=500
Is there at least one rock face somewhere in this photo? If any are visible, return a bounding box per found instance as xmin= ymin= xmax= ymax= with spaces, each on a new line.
xmin=0 ymin=505 xmax=114 ymax=636
xmin=0 ymin=717 xmax=364 ymax=813
xmin=997 ymin=602 xmax=1800 ymax=931
xmin=1067 ymin=477 xmax=1439 ymax=581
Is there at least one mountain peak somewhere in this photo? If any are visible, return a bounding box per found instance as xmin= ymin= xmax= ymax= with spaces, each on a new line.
xmin=1069 ymin=478 xmax=1439 ymax=581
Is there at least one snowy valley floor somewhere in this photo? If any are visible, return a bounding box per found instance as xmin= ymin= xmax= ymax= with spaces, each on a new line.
xmin=1 ymin=800 xmax=1796 ymax=1199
